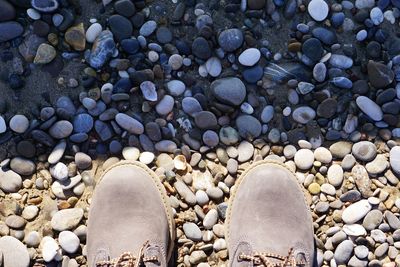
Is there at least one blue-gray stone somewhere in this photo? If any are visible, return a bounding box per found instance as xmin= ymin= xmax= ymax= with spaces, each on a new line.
xmin=0 ymin=22 xmax=24 ymax=42
xmin=218 ymin=28 xmax=243 ymax=52
xmin=88 ymin=30 xmax=116 ymax=69
xmin=95 ymin=120 xmax=113 ymax=141
xmin=73 ymin=113 xmax=93 ymax=133
xmin=312 ymin=27 xmax=338 ymax=45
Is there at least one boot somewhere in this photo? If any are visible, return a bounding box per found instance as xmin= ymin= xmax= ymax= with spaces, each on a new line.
xmin=226 ymin=161 xmax=315 ymax=266
xmin=87 ymin=161 xmax=175 ymax=267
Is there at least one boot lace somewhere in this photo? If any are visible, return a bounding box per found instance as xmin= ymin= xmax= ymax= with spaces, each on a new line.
xmin=238 ymin=247 xmax=307 ymax=267
xmin=95 ymin=241 xmax=159 ymax=267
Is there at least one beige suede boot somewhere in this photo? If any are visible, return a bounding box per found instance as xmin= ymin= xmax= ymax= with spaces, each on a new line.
xmin=226 ymin=161 xmax=315 ymax=267
xmin=87 ymin=161 xmax=175 ymax=267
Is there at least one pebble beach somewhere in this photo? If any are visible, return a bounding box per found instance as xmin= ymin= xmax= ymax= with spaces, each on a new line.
xmin=1 ymin=0 xmax=400 ymax=266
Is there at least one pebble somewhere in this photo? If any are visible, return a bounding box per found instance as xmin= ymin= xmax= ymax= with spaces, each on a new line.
xmin=294 ymin=149 xmax=314 ymax=170
xmin=50 ymin=162 xmax=68 ymax=181
xmin=218 ymin=28 xmax=243 ymax=52
xmin=236 ymin=115 xmax=262 ymax=139
xmin=314 ymin=147 xmax=332 ymax=164
xmin=334 ymin=240 xmax=354 ymax=265
xmin=34 ymin=43 xmax=56 ymax=64
xmin=390 ymin=146 xmax=400 ymax=174
xmin=237 ymin=141 xmax=254 ymax=162
xmin=41 ymin=236 xmax=59 ymax=262
xmin=352 ymin=141 xmax=377 ymax=162
xmin=51 ymin=208 xmax=84 ymax=231
xmin=59 ymin=231 xmax=80 ymax=253
xmin=139 ymin=20 xmax=157 ymax=37
xmin=308 ymin=0 xmax=329 ymax=21
xmin=342 ymin=200 xmax=372 ymax=224
xmin=203 ymin=209 xmax=218 ymax=229
xmin=156 ymin=95 xmax=174 ymax=115
xmin=115 ymin=113 xmax=144 ymax=134
xmin=183 ymin=223 xmax=202 ymax=241
xmin=167 ymin=80 xmax=186 ymax=96
xmin=86 ymin=23 xmax=102 ymax=43
xmin=9 ymin=115 xmax=29 ymax=133
xmin=88 ymin=30 xmax=116 ymax=69
xmin=10 ymin=157 xmax=35 ymax=176
xmin=0 ymin=21 xmax=24 ymax=42
xmin=205 ymin=57 xmax=222 ymax=77
xmin=49 ymin=120 xmax=74 ymax=139
xmin=0 ymin=236 xmax=30 ymax=267
xmin=0 ymin=170 xmax=22 ymax=193
xmin=210 ymin=77 xmax=246 ymax=106
xmin=356 ymin=96 xmax=383 ymax=121
xmin=238 ymin=48 xmax=261 ymax=66
xmin=327 ymin=164 xmax=343 ymax=187
xmin=292 ymin=106 xmax=316 ymax=124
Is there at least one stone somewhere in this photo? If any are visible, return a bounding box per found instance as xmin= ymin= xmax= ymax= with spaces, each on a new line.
xmin=139 ymin=20 xmax=157 ymax=37
xmin=115 ymin=113 xmax=144 ymax=134
xmin=65 ymin=23 xmax=86 ymax=51
xmin=59 ymin=231 xmax=80 ymax=253
xmin=366 ymin=154 xmax=388 ymax=175
xmin=312 ymin=27 xmax=338 ymax=45
xmin=51 ymin=208 xmax=84 ymax=231
xmin=236 ymin=115 xmax=262 ymax=140
xmin=49 ymin=120 xmax=73 ymax=139
xmin=0 ymin=21 xmax=24 ymax=42
xmin=31 ymin=0 xmax=58 ymax=12
xmin=308 ymin=0 xmax=328 ymax=21
xmin=0 ymin=0 xmax=16 ymax=21
xmin=166 ymin=80 xmax=186 ymax=96
xmin=174 ymin=180 xmax=196 ymax=205
xmin=261 ymin=105 xmax=274 ymax=123
xmin=5 ymin=215 xmax=26 ymax=228
xmin=205 ymin=57 xmax=222 ymax=77
xmin=25 ymin=231 xmax=40 ymax=247
xmin=108 ymin=14 xmax=132 ymax=41
xmin=34 ymin=43 xmax=56 ymax=64
xmin=334 ymin=240 xmax=353 ymax=265
xmin=370 ymin=7 xmax=384 ymax=25
xmin=297 ymin=82 xmax=315 ymax=95
xmin=156 ymin=95 xmax=174 ymax=115
xmin=237 ymin=141 xmax=254 ymax=162
xmin=330 ymin=54 xmax=353 ymax=69
xmin=342 ymin=224 xmax=367 ymax=236
xmin=202 ymin=130 xmax=219 ymax=147
xmin=183 ymin=223 xmax=202 ymax=241
xmin=114 ymin=0 xmax=136 ymax=17
xmin=314 ymin=147 xmax=332 ymax=164
xmin=0 ymin=170 xmax=22 ymax=193
xmin=182 ymin=97 xmax=202 ymax=116
xmin=73 ymin=113 xmax=94 ymax=133
xmin=88 ymin=30 xmax=116 ymax=69
xmin=155 ymin=140 xmax=177 ymax=153
xmin=292 ymin=106 xmax=316 ymax=124
xmin=75 ymin=152 xmax=92 ymax=169
xmin=9 ymin=114 xmax=29 ymax=133
xmin=327 ymin=164 xmax=343 ymax=187
xmin=0 ymin=236 xmax=30 ymax=267
xmin=210 ymin=77 xmax=246 ymax=106
xmin=10 ymin=157 xmax=35 ymax=176
xmin=156 ymin=26 xmax=172 ymax=44
xmin=86 ymin=23 xmax=102 ymax=43
xmin=313 ymin=62 xmax=327 ymax=82
xmin=342 ymin=200 xmax=372 ymax=224
xmin=41 ymin=236 xmax=59 ymax=262
xmin=22 ymin=206 xmax=39 ymax=220
xmin=194 ymin=111 xmax=218 ymax=130
xmin=218 ymin=28 xmax=243 ymax=52
xmin=356 ymin=96 xmax=383 ymax=121
xmin=50 ymin=162 xmax=68 ymax=181
xmin=368 ymin=61 xmax=394 ymax=88
xmin=203 ymin=209 xmax=218 ymax=229
xmin=48 ymin=140 xmax=67 ymax=164
xmin=294 ymin=149 xmax=314 ymax=170
xmin=390 ymin=146 xmax=400 ymax=174
xmin=352 ymin=141 xmax=377 ymax=162
xmin=317 ymin=98 xmax=337 ymax=119
xmin=238 ymin=48 xmax=261 ymax=66
xmin=330 ymin=141 xmax=352 ymax=158
xmin=192 ymin=37 xmax=211 ymax=59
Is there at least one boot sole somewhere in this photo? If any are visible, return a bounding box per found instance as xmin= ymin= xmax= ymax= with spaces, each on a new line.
xmin=225 ymin=160 xmax=313 ymax=263
xmin=98 ymin=160 xmax=176 ymax=264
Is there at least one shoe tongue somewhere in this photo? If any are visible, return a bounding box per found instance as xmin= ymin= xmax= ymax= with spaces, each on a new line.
xmin=143 ymin=244 xmax=163 ymax=267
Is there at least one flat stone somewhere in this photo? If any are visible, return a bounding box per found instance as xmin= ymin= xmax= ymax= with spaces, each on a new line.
xmin=368 ymin=60 xmax=394 ymax=88
xmin=327 ymin=164 xmax=344 ymax=187
xmin=236 ymin=115 xmax=262 ymax=140
xmin=237 ymin=141 xmax=254 ymax=162
xmin=0 ymin=21 xmax=24 ymax=42
xmin=356 ymin=96 xmax=383 ymax=121
xmin=0 ymin=170 xmax=22 ymax=193
xmin=49 ymin=120 xmax=73 ymax=139
xmin=183 ymin=223 xmax=202 ymax=241
xmin=203 ymin=209 xmax=218 ymax=229
xmin=292 ymin=106 xmax=316 ymax=124
xmin=10 ymin=157 xmax=36 ymax=176
xmin=308 ymin=0 xmax=329 ymax=21
xmin=115 ymin=113 xmax=144 ymax=134
xmin=51 ymin=208 xmax=84 ymax=231
xmin=334 ymin=240 xmax=354 ymax=265
xmin=218 ymin=28 xmax=243 ymax=52
xmin=330 ymin=141 xmax=353 ymax=158
xmin=9 ymin=114 xmax=29 ymax=133
xmin=342 ymin=200 xmax=372 ymax=224
xmin=238 ymin=48 xmax=261 ymax=66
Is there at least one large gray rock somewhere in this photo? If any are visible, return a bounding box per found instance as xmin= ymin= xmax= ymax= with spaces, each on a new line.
xmin=210 ymin=77 xmax=246 ymax=106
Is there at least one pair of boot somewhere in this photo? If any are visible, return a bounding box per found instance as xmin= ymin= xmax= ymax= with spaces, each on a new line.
xmin=87 ymin=160 xmax=315 ymax=266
